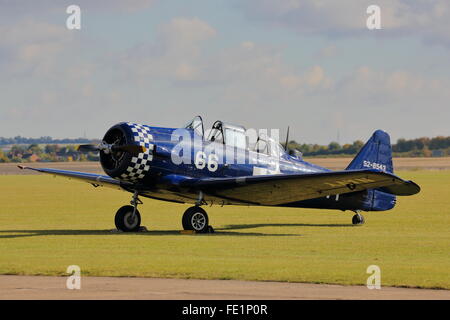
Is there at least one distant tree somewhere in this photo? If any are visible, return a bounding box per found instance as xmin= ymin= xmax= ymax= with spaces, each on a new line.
xmin=0 ymin=150 xmax=8 ymax=162
xmin=0 ymin=136 xmax=94 ymax=146
xmin=45 ymin=144 xmax=60 ymax=154
xmin=328 ymin=142 xmax=341 ymax=152
xmin=352 ymin=140 xmax=364 ymax=150
xmin=429 ymin=136 xmax=450 ymax=150
xmin=27 ymin=144 xmax=43 ymax=155
xmin=9 ymin=156 xmax=24 ymax=163
xmin=394 ymin=138 xmax=413 ymax=153
xmin=66 ymin=145 xmax=77 ymax=152
xmin=8 ymin=145 xmax=26 ymax=157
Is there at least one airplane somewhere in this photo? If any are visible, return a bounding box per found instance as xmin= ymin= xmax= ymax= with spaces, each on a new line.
xmin=18 ymin=116 xmax=420 ymax=233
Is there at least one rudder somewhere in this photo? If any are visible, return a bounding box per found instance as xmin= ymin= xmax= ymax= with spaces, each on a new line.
xmin=346 ymin=130 xmax=396 ymax=211
xmin=346 ymin=130 xmax=393 ymax=173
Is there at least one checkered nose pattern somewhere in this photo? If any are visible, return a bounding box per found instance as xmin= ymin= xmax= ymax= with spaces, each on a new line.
xmin=119 ymin=123 xmax=154 ymax=182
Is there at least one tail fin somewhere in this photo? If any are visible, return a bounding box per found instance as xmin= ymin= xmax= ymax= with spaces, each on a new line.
xmin=347 ymin=130 xmax=396 ymax=211
xmin=346 ymin=130 xmax=393 ymax=173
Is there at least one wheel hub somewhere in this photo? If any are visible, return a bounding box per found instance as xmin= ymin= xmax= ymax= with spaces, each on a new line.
xmin=124 ymin=212 xmax=137 ymax=228
xmin=191 ymin=212 xmax=206 ymax=230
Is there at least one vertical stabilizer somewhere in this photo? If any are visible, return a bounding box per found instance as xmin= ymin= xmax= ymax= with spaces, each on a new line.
xmin=347 ymin=130 xmax=396 ymax=211
xmin=346 ymin=130 xmax=393 ymax=173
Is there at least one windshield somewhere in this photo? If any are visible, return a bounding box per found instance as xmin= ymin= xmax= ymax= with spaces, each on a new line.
xmin=207 ymin=121 xmax=247 ymax=149
xmin=184 ymin=116 xmax=204 ymax=137
xmin=254 ymin=133 xmax=284 ymax=158
xmin=185 ymin=117 xmax=284 ymax=158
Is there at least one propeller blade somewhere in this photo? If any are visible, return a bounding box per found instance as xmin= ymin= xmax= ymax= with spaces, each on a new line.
xmin=77 ymin=143 xmax=146 ymax=155
xmin=111 ymin=145 xmax=147 ymax=154
xmin=77 ymin=144 xmax=100 ymax=152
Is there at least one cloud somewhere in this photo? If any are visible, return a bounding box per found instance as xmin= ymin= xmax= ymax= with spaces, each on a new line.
xmin=160 ymin=17 xmax=217 ymax=50
xmin=117 ymin=19 xmax=332 ymax=99
xmin=112 ymin=15 xmax=449 ymax=132
xmin=317 ymin=44 xmax=337 ymax=58
xmin=0 ymin=21 xmax=77 ymax=77
xmin=117 ymin=18 xmax=216 ymax=82
xmin=336 ymin=66 xmax=450 ymax=102
xmin=0 ymin=0 xmax=157 ymax=16
xmin=238 ymin=0 xmax=450 ymax=46
xmin=0 ymin=12 xmax=448 ymax=142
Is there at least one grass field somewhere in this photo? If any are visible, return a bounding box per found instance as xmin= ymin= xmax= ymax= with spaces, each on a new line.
xmin=0 ymin=171 xmax=449 ymax=289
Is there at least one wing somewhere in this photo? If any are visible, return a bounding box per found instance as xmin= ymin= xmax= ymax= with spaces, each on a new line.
xmin=177 ymin=169 xmax=420 ymax=206
xmin=17 ymin=165 xmax=131 ymax=191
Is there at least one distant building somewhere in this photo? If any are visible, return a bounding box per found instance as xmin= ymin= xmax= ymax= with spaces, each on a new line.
xmin=432 ymin=150 xmax=444 ymax=157
xmin=22 ymin=153 xmax=40 ymax=162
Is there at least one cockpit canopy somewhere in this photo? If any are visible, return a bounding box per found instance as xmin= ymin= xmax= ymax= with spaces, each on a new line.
xmin=184 ymin=116 xmax=285 ymax=158
xmin=184 ymin=115 xmax=204 ymax=137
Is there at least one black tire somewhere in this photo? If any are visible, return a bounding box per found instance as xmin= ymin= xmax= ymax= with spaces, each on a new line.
xmin=115 ymin=205 xmax=141 ymax=232
xmin=352 ymin=213 xmax=365 ymax=225
xmin=182 ymin=206 xmax=209 ymax=233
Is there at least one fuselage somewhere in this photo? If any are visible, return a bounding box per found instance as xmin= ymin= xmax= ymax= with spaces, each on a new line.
xmin=101 ymin=122 xmax=395 ymax=212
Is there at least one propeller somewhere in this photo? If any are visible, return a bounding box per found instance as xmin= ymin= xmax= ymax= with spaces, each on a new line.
xmin=77 ymin=143 xmax=146 ymax=155
xmin=77 ymin=144 xmax=100 ymax=152
xmin=284 ymin=126 xmax=290 ymax=151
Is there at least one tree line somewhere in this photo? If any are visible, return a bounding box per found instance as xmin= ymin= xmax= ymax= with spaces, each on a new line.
xmin=0 ymin=135 xmax=449 ymax=163
xmin=0 ymin=136 xmax=92 ymax=145
xmin=0 ymin=144 xmax=99 ymax=163
xmin=287 ymin=135 xmax=450 ymax=157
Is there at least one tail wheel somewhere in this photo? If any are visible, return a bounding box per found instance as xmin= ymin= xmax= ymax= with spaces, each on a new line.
xmin=182 ymin=206 xmax=209 ymax=233
xmin=115 ymin=205 xmax=141 ymax=232
xmin=352 ymin=213 xmax=365 ymax=225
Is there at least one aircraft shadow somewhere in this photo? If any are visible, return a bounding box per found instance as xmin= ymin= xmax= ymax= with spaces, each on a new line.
xmin=0 ymin=228 xmax=298 ymax=238
xmin=218 ymin=223 xmax=355 ymax=231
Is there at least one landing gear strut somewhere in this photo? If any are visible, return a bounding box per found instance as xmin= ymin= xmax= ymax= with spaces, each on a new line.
xmin=182 ymin=206 xmax=213 ymax=233
xmin=352 ymin=211 xmax=365 ymax=225
xmin=115 ymin=191 xmax=142 ymax=232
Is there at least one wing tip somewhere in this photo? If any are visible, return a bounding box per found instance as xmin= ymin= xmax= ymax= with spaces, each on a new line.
xmin=406 ymin=180 xmax=421 ymax=195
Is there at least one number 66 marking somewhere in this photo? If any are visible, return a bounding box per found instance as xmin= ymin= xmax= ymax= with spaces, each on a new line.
xmin=195 ymin=151 xmax=219 ymax=172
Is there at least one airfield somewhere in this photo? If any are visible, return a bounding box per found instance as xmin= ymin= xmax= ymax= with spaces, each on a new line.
xmin=0 ymin=158 xmax=449 ymax=299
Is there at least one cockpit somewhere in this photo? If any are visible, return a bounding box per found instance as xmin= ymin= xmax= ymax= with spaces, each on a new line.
xmin=184 ymin=116 xmax=285 ymax=158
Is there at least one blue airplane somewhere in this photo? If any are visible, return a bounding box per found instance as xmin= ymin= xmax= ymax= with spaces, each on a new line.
xmin=19 ymin=116 xmax=420 ymax=233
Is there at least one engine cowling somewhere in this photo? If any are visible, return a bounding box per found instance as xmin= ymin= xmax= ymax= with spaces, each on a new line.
xmin=100 ymin=122 xmax=153 ymax=181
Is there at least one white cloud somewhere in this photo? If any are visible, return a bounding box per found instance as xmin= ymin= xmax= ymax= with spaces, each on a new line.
xmin=239 ymin=0 xmax=450 ymax=46
xmin=0 ymin=12 xmax=448 ymax=142
xmin=113 ymin=16 xmax=448 ymax=128
xmin=317 ymin=44 xmax=337 ymax=58
xmin=0 ymin=0 xmax=157 ymax=15
xmin=0 ymin=21 xmax=79 ymax=78
xmin=160 ymin=17 xmax=217 ymax=51
xmin=117 ymin=18 xmax=217 ymax=82
xmin=336 ymin=66 xmax=450 ymax=101
xmin=117 ymin=18 xmax=332 ymax=100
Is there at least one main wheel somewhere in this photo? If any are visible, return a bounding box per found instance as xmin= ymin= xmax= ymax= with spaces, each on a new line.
xmin=352 ymin=213 xmax=365 ymax=225
xmin=182 ymin=206 xmax=209 ymax=233
xmin=115 ymin=205 xmax=141 ymax=232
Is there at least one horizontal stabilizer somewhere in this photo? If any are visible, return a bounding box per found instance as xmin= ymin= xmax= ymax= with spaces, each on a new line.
xmin=379 ymin=180 xmax=420 ymax=196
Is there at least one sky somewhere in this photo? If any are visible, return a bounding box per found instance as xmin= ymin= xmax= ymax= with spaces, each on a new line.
xmin=0 ymin=0 xmax=449 ymax=144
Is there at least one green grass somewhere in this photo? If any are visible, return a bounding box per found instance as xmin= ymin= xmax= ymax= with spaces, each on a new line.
xmin=0 ymin=171 xmax=449 ymax=289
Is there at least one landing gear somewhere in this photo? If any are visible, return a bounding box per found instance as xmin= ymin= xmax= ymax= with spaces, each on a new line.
xmin=352 ymin=212 xmax=365 ymax=225
xmin=115 ymin=191 xmax=142 ymax=232
xmin=182 ymin=206 xmax=210 ymax=233
xmin=115 ymin=205 xmax=141 ymax=231
xmin=114 ymin=191 xmax=214 ymax=233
